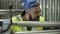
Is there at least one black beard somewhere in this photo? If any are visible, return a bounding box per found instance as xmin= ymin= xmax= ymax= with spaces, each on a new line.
xmin=29 ymin=14 xmax=39 ymax=21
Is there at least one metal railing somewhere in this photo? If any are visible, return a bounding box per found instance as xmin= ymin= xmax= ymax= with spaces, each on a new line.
xmin=13 ymin=21 xmax=60 ymax=27
xmin=12 ymin=21 xmax=60 ymax=34
xmin=14 ymin=30 xmax=60 ymax=34
xmin=0 ymin=19 xmax=60 ymax=34
xmin=0 ymin=9 xmax=24 ymax=12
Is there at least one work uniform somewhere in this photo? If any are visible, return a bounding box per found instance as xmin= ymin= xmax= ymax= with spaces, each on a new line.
xmin=11 ymin=15 xmax=45 ymax=33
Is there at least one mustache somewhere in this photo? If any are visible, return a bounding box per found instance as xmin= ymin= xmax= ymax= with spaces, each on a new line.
xmin=34 ymin=16 xmax=39 ymax=21
xmin=29 ymin=14 xmax=39 ymax=21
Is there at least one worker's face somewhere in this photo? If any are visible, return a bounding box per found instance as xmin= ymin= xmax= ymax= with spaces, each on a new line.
xmin=29 ymin=6 xmax=41 ymax=21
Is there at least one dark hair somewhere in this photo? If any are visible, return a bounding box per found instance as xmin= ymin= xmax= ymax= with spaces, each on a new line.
xmin=21 ymin=10 xmax=26 ymax=16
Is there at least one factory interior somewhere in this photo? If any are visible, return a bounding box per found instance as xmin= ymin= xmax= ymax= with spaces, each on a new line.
xmin=0 ymin=0 xmax=60 ymax=34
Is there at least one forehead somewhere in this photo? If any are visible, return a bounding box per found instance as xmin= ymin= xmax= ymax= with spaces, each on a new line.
xmin=31 ymin=6 xmax=40 ymax=12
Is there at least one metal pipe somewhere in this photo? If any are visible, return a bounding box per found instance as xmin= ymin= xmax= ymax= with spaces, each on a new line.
xmin=55 ymin=0 xmax=58 ymax=21
xmin=0 ymin=9 xmax=24 ymax=12
xmin=58 ymin=0 xmax=59 ymax=21
xmin=40 ymin=0 xmax=43 ymax=16
xmin=12 ymin=21 xmax=60 ymax=27
xmin=51 ymin=0 xmax=54 ymax=21
xmin=42 ymin=0 xmax=45 ymax=19
xmin=14 ymin=30 xmax=60 ymax=34
xmin=49 ymin=0 xmax=52 ymax=21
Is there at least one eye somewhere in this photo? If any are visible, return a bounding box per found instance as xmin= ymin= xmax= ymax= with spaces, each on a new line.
xmin=35 ymin=11 xmax=39 ymax=14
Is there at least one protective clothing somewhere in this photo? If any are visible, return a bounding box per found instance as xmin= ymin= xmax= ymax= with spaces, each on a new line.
xmin=11 ymin=15 xmax=45 ymax=32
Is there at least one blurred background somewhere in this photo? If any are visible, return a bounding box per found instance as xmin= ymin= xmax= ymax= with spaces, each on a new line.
xmin=0 ymin=0 xmax=60 ymax=21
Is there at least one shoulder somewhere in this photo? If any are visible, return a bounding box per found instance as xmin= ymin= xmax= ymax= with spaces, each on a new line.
xmin=12 ymin=16 xmax=17 ymax=22
xmin=12 ymin=15 xmax=20 ymax=22
xmin=12 ymin=15 xmax=21 ymax=19
xmin=12 ymin=15 xmax=22 ymax=22
xmin=39 ymin=16 xmax=45 ymax=21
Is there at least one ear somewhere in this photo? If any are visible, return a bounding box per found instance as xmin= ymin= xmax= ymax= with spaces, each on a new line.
xmin=26 ymin=9 xmax=31 ymax=15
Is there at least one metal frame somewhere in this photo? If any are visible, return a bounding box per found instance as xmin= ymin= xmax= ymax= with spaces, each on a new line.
xmin=0 ymin=9 xmax=24 ymax=12
xmin=14 ymin=30 xmax=60 ymax=34
xmin=12 ymin=21 xmax=60 ymax=27
xmin=0 ymin=20 xmax=60 ymax=34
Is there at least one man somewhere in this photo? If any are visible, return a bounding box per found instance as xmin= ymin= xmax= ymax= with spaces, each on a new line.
xmin=11 ymin=0 xmax=45 ymax=33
